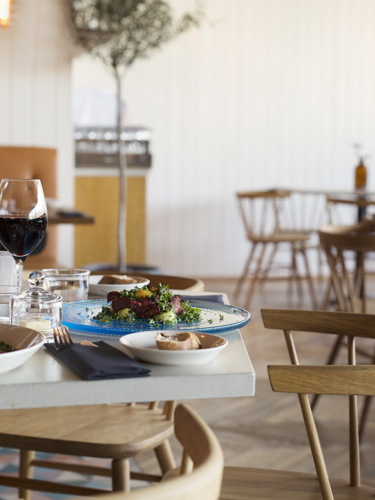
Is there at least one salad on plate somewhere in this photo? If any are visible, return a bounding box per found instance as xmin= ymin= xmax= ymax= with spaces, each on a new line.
xmin=92 ymin=283 xmax=201 ymax=327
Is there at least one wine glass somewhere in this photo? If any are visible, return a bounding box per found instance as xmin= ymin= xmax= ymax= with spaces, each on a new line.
xmin=0 ymin=179 xmax=48 ymax=287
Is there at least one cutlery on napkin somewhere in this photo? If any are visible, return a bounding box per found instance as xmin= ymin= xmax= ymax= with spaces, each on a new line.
xmin=45 ymin=341 xmax=150 ymax=380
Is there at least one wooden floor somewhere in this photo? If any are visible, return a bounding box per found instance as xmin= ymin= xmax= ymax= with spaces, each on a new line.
xmin=138 ymin=275 xmax=375 ymax=487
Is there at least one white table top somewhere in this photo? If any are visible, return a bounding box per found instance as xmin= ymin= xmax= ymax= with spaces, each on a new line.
xmin=0 ymin=292 xmax=255 ymax=410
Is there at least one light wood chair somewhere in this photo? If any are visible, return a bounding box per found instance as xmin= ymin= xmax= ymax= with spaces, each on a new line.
xmin=267 ymin=364 xmax=375 ymax=500
xmin=234 ymin=189 xmax=317 ymax=309
xmin=318 ymin=220 xmax=375 ymax=313
xmin=218 ymin=309 xmax=375 ymax=500
xmin=326 ymin=194 xmax=375 ymax=225
xmin=0 ymin=401 xmax=177 ymax=498
xmin=317 ymin=222 xmax=375 ymax=438
xmin=0 ymin=146 xmax=59 ymax=269
xmin=68 ymin=403 xmax=223 ymax=500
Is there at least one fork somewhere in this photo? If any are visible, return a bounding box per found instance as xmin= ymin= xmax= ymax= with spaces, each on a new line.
xmin=53 ymin=326 xmax=74 ymax=350
xmin=53 ymin=326 xmax=98 ymax=350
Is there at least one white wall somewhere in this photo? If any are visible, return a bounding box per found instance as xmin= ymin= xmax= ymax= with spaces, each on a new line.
xmin=73 ymin=0 xmax=375 ymax=277
xmin=2 ymin=0 xmax=374 ymax=277
xmin=0 ymin=0 xmax=74 ymax=266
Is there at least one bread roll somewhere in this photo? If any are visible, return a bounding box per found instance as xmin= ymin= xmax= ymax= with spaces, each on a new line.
xmin=155 ymin=332 xmax=201 ymax=351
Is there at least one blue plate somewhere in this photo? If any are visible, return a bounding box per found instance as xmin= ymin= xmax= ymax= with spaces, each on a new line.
xmin=63 ymin=299 xmax=251 ymax=337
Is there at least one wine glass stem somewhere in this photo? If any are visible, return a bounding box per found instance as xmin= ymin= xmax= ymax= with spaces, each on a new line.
xmin=15 ymin=260 xmax=24 ymax=288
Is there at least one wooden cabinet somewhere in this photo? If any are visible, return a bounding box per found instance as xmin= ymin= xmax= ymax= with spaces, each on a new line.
xmin=74 ymin=172 xmax=146 ymax=268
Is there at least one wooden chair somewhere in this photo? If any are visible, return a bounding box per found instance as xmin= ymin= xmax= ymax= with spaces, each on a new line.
xmin=326 ymin=194 xmax=375 ymax=225
xmin=0 ymin=146 xmax=59 ymax=269
xmin=0 ymin=401 xmax=177 ymax=498
xmin=218 ymin=309 xmax=375 ymax=500
xmin=70 ymin=403 xmax=224 ymax=500
xmin=234 ymin=189 xmax=317 ymax=309
xmin=318 ymin=221 xmax=375 ymax=313
xmin=267 ymin=364 xmax=375 ymax=500
xmin=314 ymin=222 xmax=375 ymax=439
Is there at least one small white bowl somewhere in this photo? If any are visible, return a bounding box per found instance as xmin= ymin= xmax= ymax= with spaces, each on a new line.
xmin=119 ymin=330 xmax=228 ymax=366
xmin=89 ymin=275 xmax=150 ymax=297
xmin=0 ymin=324 xmax=45 ymax=375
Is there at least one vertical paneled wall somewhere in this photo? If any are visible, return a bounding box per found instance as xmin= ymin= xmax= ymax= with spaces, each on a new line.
xmin=2 ymin=0 xmax=375 ymax=276
xmin=73 ymin=0 xmax=375 ymax=277
xmin=0 ymin=0 xmax=74 ymax=266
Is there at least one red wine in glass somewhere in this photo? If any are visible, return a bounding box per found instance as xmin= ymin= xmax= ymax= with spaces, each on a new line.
xmin=0 ymin=215 xmax=47 ymax=258
xmin=0 ymin=179 xmax=48 ymax=287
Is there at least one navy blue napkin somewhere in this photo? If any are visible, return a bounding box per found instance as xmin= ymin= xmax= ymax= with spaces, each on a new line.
xmin=45 ymin=341 xmax=150 ymax=380
xmin=181 ymin=294 xmax=224 ymax=304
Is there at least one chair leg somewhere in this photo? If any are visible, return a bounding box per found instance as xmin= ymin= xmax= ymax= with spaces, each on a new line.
xmin=311 ymin=335 xmax=344 ymax=410
xmin=154 ymin=439 xmax=176 ymax=474
xmin=245 ymin=243 xmax=267 ymax=308
xmin=359 ymin=396 xmax=372 ymax=443
xmin=112 ymin=458 xmax=130 ymax=492
xmin=293 ymin=247 xmax=303 ymax=296
xmin=258 ymin=243 xmax=278 ymax=286
xmin=19 ymin=450 xmax=34 ymax=500
xmin=358 ymin=341 xmax=375 ymax=442
xmin=300 ymin=246 xmax=318 ymax=309
xmin=287 ymin=245 xmax=302 ymax=298
xmin=321 ymin=278 xmax=333 ymax=311
xmin=234 ymin=243 xmax=257 ymax=299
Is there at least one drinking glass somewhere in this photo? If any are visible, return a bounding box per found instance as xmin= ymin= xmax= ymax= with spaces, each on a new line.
xmin=42 ymin=269 xmax=90 ymax=303
xmin=0 ymin=285 xmax=23 ymax=323
xmin=0 ymin=179 xmax=47 ymax=288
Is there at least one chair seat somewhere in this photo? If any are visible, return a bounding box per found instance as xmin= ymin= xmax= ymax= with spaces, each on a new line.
xmin=249 ymin=231 xmax=310 ymax=244
xmin=220 ymin=467 xmax=375 ymax=499
xmin=0 ymin=404 xmax=174 ymax=459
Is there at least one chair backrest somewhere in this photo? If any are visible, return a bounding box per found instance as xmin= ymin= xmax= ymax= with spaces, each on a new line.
xmin=236 ymin=189 xmax=292 ymax=239
xmin=262 ymin=308 xmax=375 ymax=500
xmin=268 ymin=364 xmax=375 ymax=500
xmin=326 ymin=196 xmax=358 ymax=225
xmin=0 ymin=146 xmax=58 ymax=269
xmin=326 ymin=195 xmax=375 ymax=225
xmin=318 ymin=221 xmax=375 ymax=312
xmin=79 ymin=403 xmax=224 ymax=500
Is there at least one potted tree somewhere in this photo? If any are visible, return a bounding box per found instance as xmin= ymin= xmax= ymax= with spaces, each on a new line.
xmin=70 ymin=0 xmax=203 ymax=272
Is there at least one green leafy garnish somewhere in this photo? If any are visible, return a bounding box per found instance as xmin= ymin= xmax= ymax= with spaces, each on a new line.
xmin=0 ymin=341 xmax=15 ymax=352
xmin=179 ymin=301 xmax=201 ymax=324
xmin=92 ymin=284 xmax=201 ymax=326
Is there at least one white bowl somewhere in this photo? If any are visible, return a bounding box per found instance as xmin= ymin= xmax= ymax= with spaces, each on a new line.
xmin=89 ymin=275 xmax=150 ymax=297
xmin=0 ymin=324 xmax=45 ymax=375
xmin=119 ymin=330 xmax=228 ymax=366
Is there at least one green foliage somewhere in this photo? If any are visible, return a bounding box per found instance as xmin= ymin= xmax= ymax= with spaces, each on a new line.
xmin=70 ymin=0 xmax=203 ymax=72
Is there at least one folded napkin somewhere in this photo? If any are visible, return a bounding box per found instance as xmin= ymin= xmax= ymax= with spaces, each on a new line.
xmin=45 ymin=341 xmax=150 ymax=380
xmin=181 ymin=294 xmax=224 ymax=304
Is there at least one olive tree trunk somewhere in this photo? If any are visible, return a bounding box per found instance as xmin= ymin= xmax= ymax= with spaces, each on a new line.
xmin=114 ymin=67 xmax=127 ymax=273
